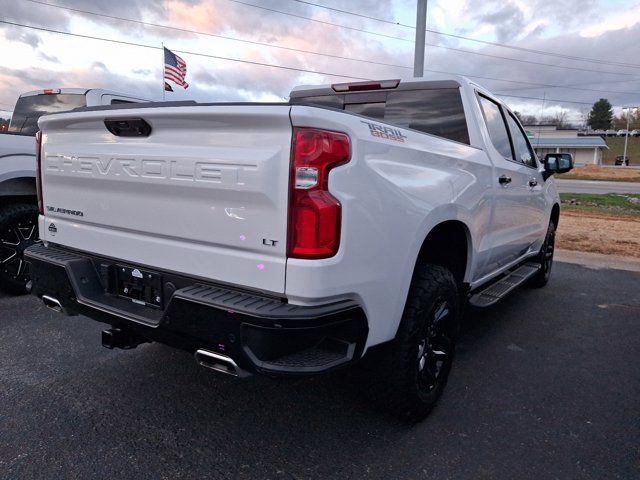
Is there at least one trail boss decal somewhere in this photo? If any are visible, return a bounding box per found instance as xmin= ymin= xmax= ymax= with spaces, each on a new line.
xmin=361 ymin=120 xmax=407 ymax=143
xmin=46 ymin=206 xmax=84 ymax=217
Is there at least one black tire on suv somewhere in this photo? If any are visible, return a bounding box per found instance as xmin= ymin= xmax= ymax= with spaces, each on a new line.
xmin=529 ymin=220 xmax=556 ymax=288
xmin=364 ymin=264 xmax=460 ymax=420
xmin=0 ymin=203 xmax=40 ymax=294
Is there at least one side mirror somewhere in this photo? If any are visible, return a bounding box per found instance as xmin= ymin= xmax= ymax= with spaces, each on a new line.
xmin=543 ymin=153 xmax=574 ymax=180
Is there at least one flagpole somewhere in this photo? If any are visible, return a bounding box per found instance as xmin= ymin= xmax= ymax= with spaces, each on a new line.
xmin=161 ymin=42 xmax=165 ymax=101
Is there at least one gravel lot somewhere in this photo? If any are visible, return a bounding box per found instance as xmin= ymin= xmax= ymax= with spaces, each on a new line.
xmin=557 ymin=210 xmax=640 ymax=258
xmin=0 ymin=262 xmax=638 ymax=479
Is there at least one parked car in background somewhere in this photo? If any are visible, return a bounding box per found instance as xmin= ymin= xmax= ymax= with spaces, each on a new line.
xmin=615 ymin=155 xmax=630 ymax=166
xmin=0 ymin=88 xmax=148 ymax=294
xmin=631 ymin=129 xmax=640 ymax=137
xmin=605 ymin=129 xmax=617 ymax=137
xmin=617 ymin=129 xmax=629 ymax=137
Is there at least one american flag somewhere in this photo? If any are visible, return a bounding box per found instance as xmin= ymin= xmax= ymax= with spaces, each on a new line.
xmin=164 ymin=47 xmax=189 ymax=89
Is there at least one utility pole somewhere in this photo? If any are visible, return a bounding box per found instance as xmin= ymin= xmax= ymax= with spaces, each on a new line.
xmin=413 ymin=0 xmax=427 ymax=77
xmin=623 ymin=106 xmax=634 ymax=166
xmin=162 ymin=42 xmax=166 ymax=101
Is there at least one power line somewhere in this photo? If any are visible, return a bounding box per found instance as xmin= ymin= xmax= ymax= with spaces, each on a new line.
xmin=494 ymin=93 xmax=596 ymax=106
xmin=1 ymin=22 xmax=633 ymax=107
xmin=1 ymin=23 xmax=633 ymax=110
xmin=224 ymin=0 xmax=414 ymax=43
xmin=20 ymin=0 xmax=640 ymax=83
xmin=0 ymin=20 xmax=369 ymax=81
xmin=23 ymin=0 xmax=410 ymax=71
xmin=224 ymin=0 xmax=640 ymax=77
xmin=497 ymin=76 xmax=640 ymax=94
xmin=21 ymin=0 xmax=640 ymax=96
xmin=290 ymin=0 xmax=640 ymax=69
xmin=425 ymin=41 xmax=640 ymax=77
xmin=289 ymin=0 xmax=413 ymax=28
xmin=429 ymin=29 xmax=640 ymax=69
xmin=462 ymin=75 xmax=638 ymax=96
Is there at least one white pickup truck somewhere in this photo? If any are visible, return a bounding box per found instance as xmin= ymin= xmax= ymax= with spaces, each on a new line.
xmin=0 ymin=88 xmax=148 ymax=294
xmin=26 ymin=76 xmax=573 ymax=419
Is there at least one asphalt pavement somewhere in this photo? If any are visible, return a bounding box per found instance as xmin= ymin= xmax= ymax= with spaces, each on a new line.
xmin=0 ymin=262 xmax=638 ymax=479
xmin=555 ymin=179 xmax=640 ymax=194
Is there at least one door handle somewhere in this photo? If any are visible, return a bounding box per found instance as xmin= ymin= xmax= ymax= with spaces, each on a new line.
xmin=529 ymin=179 xmax=538 ymax=187
xmin=498 ymin=175 xmax=512 ymax=185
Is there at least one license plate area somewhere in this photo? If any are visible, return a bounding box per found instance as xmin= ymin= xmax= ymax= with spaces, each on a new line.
xmin=116 ymin=265 xmax=163 ymax=309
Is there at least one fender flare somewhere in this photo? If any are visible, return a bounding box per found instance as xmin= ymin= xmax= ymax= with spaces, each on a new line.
xmin=406 ymin=203 xmax=475 ymax=283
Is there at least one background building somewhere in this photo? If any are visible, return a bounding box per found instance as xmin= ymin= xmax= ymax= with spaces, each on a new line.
xmin=525 ymin=125 xmax=608 ymax=165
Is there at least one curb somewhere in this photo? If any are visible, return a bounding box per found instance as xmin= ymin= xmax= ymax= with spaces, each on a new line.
xmin=556 ymin=249 xmax=640 ymax=273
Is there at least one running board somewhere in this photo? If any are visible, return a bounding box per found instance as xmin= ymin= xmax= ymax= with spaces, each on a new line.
xmin=469 ymin=262 xmax=541 ymax=308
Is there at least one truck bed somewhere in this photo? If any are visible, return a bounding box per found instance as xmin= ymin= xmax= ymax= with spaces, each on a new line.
xmin=38 ymin=104 xmax=293 ymax=294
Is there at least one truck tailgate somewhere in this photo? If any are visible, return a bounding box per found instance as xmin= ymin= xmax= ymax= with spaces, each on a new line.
xmin=38 ymin=105 xmax=292 ymax=294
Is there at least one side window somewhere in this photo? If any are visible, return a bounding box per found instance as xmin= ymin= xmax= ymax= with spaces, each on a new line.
xmin=477 ymin=95 xmax=512 ymax=159
xmin=506 ymin=113 xmax=537 ymax=168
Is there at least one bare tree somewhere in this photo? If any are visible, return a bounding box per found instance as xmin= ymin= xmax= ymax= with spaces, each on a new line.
xmin=613 ymin=115 xmax=627 ymax=130
xmin=514 ymin=111 xmax=538 ymax=125
xmin=579 ymin=107 xmax=590 ymax=130
xmin=554 ymin=110 xmax=569 ymax=128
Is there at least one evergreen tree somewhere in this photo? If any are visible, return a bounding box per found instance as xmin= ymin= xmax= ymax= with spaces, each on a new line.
xmin=587 ymin=99 xmax=613 ymax=130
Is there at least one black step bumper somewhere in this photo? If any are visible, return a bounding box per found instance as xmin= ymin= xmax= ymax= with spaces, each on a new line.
xmin=25 ymin=244 xmax=368 ymax=376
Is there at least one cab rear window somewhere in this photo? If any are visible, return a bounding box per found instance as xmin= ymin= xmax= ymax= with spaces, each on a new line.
xmin=291 ymin=88 xmax=469 ymax=145
xmin=9 ymin=94 xmax=86 ymax=136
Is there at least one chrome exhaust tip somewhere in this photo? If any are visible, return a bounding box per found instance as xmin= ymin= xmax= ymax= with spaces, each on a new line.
xmin=42 ymin=295 xmax=65 ymax=314
xmin=194 ymin=349 xmax=250 ymax=378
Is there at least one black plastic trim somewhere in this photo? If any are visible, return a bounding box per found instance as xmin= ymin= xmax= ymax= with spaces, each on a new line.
xmin=24 ymin=244 xmax=369 ymax=376
xmin=174 ymin=283 xmax=359 ymax=321
xmin=289 ymin=79 xmax=462 ymax=99
xmin=104 ymin=118 xmax=152 ymax=137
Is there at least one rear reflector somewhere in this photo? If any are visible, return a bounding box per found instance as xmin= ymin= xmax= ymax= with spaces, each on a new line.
xmin=288 ymin=128 xmax=350 ymax=259
xmin=35 ymin=131 xmax=44 ymax=215
xmin=331 ymin=79 xmax=400 ymax=92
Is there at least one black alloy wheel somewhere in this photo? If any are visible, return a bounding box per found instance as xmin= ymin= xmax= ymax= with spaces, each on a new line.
xmin=415 ymin=299 xmax=455 ymax=397
xmin=530 ymin=220 xmax=556 ymax=288
xmin=0 ymin=204 xmax=40 ymax=294
xmin=364 ymin=264 xmax=460 ymax=420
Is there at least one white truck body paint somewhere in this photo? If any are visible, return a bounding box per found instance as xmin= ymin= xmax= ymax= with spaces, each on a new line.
xmin=36 ymin=76 xmax=559 ymax=350
xmin=39 ymin=105 xmax=292 ymax=293
xmin=0 ymin=134 xmax=36 ymax=182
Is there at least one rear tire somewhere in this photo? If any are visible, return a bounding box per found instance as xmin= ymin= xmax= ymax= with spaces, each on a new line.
xmin=529 ymin=220 xmax=556 ymax=288
xmin=0 ymin=203 xmax=40 ymax=295
xmin=364 ymin=264 xmax=459 ymax=421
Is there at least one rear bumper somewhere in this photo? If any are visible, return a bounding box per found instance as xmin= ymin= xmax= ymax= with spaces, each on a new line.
xmin=25 ymin=244 xmax=368 ymax=376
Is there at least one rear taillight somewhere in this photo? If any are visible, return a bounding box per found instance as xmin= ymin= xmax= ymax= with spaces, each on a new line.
xmin=288 ymin=128 xmax=350 ymax=259
xmin=35 ymin=131 xmax=44 ymax=215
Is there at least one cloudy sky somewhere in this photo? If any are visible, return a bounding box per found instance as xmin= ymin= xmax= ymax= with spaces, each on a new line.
xmin=1 ymin=0 xmax=639 ymax=123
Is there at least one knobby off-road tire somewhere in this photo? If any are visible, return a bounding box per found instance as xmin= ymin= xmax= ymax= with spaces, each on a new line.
xmin=0 ymin=203 xmax=40 ymax=295
xmin=364 ymin=264 xmax=460 ymax=421
xmin=529 ymin=220 xmax=556 ymax=289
